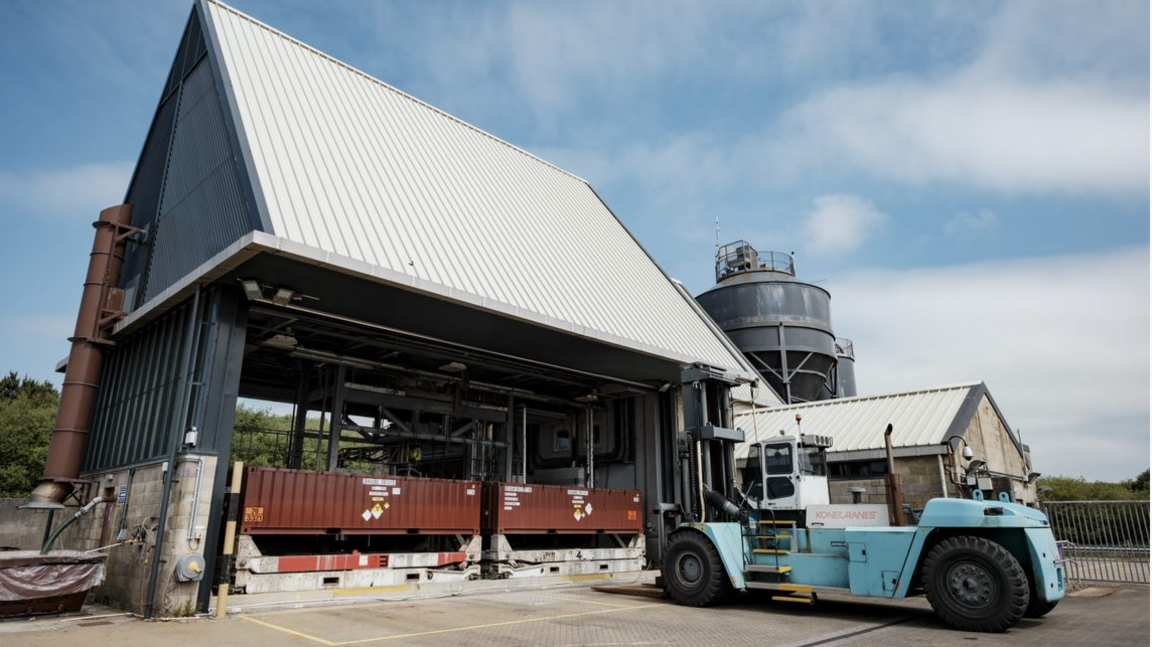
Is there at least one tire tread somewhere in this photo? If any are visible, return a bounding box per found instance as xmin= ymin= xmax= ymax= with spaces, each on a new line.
xmin=921 ymin=535 xmax=1029 ymax=633
xmin=662 ymin=531 xmax=732 ymax=607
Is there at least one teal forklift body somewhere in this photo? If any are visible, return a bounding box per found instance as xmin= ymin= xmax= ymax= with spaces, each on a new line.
xmin=680 ymin=522 xmax=749 ymax=589
xmin=892 ymin=498 xmax=1066 ymax=603
xmin=676 ymin=497 xmax=1065 ymax=605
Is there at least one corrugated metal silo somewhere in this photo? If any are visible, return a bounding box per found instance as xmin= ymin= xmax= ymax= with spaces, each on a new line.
xmin=696 ymin=241 xmax=837 ymax=403
xmin=835 ymin=338 xmax=858 ymax=398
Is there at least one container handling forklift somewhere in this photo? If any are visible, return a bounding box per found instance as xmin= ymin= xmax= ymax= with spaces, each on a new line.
xmin=659 ymin=365 xmax=1065 ymax=633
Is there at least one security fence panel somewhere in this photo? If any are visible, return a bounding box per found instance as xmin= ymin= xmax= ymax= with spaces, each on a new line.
xmin=1044 ymin=501 xmax=1150 ymax=586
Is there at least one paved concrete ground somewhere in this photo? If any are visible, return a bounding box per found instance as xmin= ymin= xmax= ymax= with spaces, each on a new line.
xmin=2 ymin=580 xmax=1147 ymax=647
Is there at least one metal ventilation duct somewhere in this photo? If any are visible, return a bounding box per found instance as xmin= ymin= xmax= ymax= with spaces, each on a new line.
xmin=30 ymin=205 xmax=134 ymax=504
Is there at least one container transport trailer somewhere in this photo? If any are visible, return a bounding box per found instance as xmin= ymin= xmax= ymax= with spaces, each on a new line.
xmin=233 ymin=467 xmax=483 ymax=592
xmin=482 ymin=482 xmax=645 ymax=578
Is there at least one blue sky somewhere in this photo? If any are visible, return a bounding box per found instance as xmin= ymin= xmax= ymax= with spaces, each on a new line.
xmin=0 ymin=0 xmax=1147 ymax=480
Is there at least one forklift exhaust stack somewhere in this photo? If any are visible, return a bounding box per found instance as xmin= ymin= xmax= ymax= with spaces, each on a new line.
xmin=29 ymin=205 xmax=134 ymax=505
xmin=883 ymin=424 xmax=906 ymax=526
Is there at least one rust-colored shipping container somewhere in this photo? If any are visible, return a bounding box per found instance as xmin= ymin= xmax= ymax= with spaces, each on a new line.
xmin=482 ymin=483 xmax=643 ymax=534
xmin=240 ymin=467 xmax=482 ymax=535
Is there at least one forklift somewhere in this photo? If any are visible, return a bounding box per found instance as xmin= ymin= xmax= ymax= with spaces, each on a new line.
xmin=660 ymin=365 xmax=1064 ymax=633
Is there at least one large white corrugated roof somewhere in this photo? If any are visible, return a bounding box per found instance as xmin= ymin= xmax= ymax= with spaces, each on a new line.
xmin=734 ymin=383 xmax=985 ymax=459
xmin=202 ymin=0 xmax=753 ymax=375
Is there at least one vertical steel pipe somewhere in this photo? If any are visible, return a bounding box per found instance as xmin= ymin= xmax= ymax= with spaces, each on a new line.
xmin=31 ymin=205 xmax=133 ymax=504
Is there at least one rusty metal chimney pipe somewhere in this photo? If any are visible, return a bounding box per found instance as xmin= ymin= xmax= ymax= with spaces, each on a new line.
xmin=883 ymin=423 xmax=907 ymax=526
xmin=29 ymin=205 xmax=134 ymax=504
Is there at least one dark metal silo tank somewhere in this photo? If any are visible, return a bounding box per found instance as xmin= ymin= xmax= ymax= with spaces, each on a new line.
xmin=695 ymin=241 xmax=837 ymax=403
xmin=835 ymin=338 xmax=858 ymax=398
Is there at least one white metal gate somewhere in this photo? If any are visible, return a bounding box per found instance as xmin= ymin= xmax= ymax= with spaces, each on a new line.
xmin=1043 ymin=501 xmax=1150 ymax=586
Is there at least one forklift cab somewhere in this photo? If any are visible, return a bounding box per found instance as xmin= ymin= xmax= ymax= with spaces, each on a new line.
xmin=743 ymin=434 xmax=833 ymax=510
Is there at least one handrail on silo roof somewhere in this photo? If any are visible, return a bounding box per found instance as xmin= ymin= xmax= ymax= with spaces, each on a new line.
xmin=715 ymin=240 xmax=795 ymax=282
xmin=835 ymin=338 xmax=855 ymax=359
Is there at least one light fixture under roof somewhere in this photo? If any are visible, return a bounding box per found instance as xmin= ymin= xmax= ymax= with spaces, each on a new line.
xmin=240 ymin=279 xmax=264 ymax=301
xmin=439 ymin=361 xmax=467 ymax=373
xmin=272 ymin=287 xmax=295 ymax=306
xmin=262 ymin=334 xmax=298 ymax=349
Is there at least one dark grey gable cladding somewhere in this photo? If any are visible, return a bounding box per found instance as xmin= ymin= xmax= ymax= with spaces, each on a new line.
xmin=117 ymin=5 xmax=264 ymax=312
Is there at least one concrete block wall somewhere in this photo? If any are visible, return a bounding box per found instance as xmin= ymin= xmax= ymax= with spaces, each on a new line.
xmin=829 ymin=456 xmax=958 ymax=509
xmin=3 ymin=455 xmax=217 ymax=617
xmin=0 ymin=498 xmax=54 ymax=550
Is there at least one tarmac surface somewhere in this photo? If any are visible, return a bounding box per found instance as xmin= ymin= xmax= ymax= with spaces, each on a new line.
xmin=1 ymin=578 xmax=1147 ymax=647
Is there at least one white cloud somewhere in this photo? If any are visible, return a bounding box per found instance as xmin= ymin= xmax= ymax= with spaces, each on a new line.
xmin=774 ymin=1 xmax=1149 ymax=197
xmin=0 ymin=162 xmax=133 ymax=220
xmin=944 ymin=209 xmax=999 ymax=238
xmin=777 ymin=76 xmax=1148 ymax=196
xmin=828 ymin=246 xmax=1150 ymax=480
xmin=804 ymin=195 xmax=887 ymax=256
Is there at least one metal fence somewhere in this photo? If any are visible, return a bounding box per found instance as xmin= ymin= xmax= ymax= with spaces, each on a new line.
xmin=1043 ymin=501 xmax=1150 ymax=586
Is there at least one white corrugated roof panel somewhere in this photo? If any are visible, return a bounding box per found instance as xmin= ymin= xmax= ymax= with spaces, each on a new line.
xmin=203 ymin=1 xmax=750 ymax=374
xmin=733 ymin=383 xmax=982 ymax=459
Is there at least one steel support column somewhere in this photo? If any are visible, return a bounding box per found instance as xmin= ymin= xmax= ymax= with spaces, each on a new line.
xmin=325 ymin=364 xmax=348 ymax=472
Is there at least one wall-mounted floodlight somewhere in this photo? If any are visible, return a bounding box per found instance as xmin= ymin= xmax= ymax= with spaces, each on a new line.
xmin=272 ymin=288 xmax=295 ymax=306
xmin=240 ymin=279 xmax=263 ymax=301
xmin=1026 ymin=472 xmax=1042 ymax=484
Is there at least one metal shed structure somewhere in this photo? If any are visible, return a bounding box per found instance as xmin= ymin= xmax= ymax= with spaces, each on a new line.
xmin=734 ymin=382 xmax=1039 ymax=509
xmin=37 ymin=0 xmax=782 ymax=616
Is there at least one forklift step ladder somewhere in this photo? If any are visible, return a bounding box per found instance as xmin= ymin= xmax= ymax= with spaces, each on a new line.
xmin=747 ymin=518 xmax=815 ymax=605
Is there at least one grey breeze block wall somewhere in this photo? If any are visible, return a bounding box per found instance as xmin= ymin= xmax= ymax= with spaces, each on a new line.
xmin=1 ymin=457 xmax=216 ymax=616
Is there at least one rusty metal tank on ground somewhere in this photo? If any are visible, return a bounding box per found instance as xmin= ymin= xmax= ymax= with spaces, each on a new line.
xmin=483 ymin=483 xmax=644 ymax=534
xmin=240 ymin=467 xmax=481 ymax=535
xmin=696 ymin=241 xmax=837 ymax=403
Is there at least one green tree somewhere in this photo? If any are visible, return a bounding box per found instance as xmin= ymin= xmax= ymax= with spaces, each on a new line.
xmin=1037 ymin=473 xmax=1151 ymax=502
xmin=1131 ymin=468 xmax=1150 ymax=493
xmin=0 ymin=372 xmax=60 ymax=497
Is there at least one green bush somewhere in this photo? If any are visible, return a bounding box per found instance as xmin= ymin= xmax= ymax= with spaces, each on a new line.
xmin=0 ymin=372 xmax=59 ymax=497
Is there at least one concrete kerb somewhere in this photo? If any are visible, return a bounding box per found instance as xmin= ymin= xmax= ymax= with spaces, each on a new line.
xmin=215 ymin=569 xmax=653 ymax=615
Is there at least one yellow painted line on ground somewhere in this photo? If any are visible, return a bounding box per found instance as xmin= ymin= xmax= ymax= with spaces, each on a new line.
xmin=333 ymin=584 xmax=411 ymax=597
xmin=561 ymin=573 xmax=612 ymax=582
xmin=239 ymin=615 xmax=339 ymax=646
xmin=337 ymin=603 xmax=664 ymax=645
xmin=560 ymin=596 xmax=636 ymax=608
xmin=241 ymin=602 xmax=664 ymax=646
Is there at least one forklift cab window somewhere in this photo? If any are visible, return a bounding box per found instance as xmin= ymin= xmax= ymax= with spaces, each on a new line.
xmin=798 ymin=447 xmax=827 ymax=476
xmin=744 ymin=444 xmax=763 ymax=499
xmin=763 ymin=443 xmax=793 ymax=475
xmin=762 ymin=442 xmax=796 ymax=501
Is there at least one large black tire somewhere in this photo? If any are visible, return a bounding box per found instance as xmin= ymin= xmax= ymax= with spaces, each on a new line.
xmin=922 ymin=536 xmax=1029 ymax=633
xmin=661 ymin=532 xmax=732 ymax=607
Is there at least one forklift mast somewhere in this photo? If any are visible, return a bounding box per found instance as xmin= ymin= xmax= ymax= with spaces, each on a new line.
xmin=678 ymin=364 xmax=746 ymax=523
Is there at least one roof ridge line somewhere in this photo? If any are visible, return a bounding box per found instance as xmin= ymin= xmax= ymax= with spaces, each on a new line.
xmin=756 ymin=380 xmax=984 ymax=410
xmin=205 ymin=0 xmax=587 ymax=184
